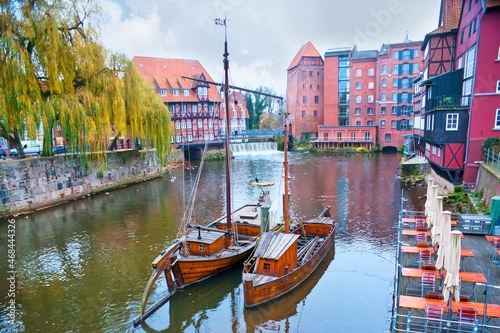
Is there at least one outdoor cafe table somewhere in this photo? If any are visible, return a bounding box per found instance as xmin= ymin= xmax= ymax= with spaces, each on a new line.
xmin=402 ymin=230 xmax=464 ymax=238
xmin=485 ymin=235 xmax=500 ymax=242
xmin=402 ymin=217 xmax=458 ymax=226
xmin=401 ymin=268 xmax=487 ymax=283
xmin=401 ymin=246 xmax=474 ymax=257
xmin=399 ymin=295 xmax=500 ymax=318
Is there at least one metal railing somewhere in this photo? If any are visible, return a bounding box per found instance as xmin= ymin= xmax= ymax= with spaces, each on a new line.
xmin=484 ymin=148 xmax=500 ymax=175
xmin=391 ymin=200 xmax=500 ymax=333
xmin=311 ymin=137 xmax=374 ymax=143
xmin=427 ymin=95 xmax=470 ymax=111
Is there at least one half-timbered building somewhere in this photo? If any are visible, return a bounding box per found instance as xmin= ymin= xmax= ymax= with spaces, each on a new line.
xmin=134 ymin=57 xmax=223 ymax=158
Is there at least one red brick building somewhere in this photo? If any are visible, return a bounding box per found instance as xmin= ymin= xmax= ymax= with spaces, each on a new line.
xmin=350 ymin=49 xmax=378 ymax=128
xmin=378 ymin=40 xmax=424 ymax=149
xmin=287 ymin=40 xmax=422 ymax=150
xmin=134 ymin=57 xmax=223 ymax=157
xmin=220 ymin=90 xmax=250 ymax=137
xmin=286 ymin=42 xmax=324 ymax=139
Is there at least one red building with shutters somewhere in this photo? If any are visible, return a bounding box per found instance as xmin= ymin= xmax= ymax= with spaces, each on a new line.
xmin=286 ymin=42 xmax=324 ymax=139
xmin=458 ymin=0 xmax=500 ymax=184
xmin=411 ymin=0 xmax=500 ymax=185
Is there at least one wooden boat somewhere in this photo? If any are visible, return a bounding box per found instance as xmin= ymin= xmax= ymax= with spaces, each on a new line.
xmin=242 ymin=119 xmax=336 ymax=308
xmin=134 ymin=18 xmax=282 ymax=325
xmin=242 ymin=208 xmax=335 ymax=307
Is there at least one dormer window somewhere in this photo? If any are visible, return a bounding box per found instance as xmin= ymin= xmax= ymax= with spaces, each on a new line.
xmin=198 ymin=87 xmax=208 ymax=96
xmin=173 ymin=89 xmax=180 ymax=96
xmin=160 ymin=89 xmax=168 ymax=96
xmin=183 ymin=89 xmax=190 ymax=96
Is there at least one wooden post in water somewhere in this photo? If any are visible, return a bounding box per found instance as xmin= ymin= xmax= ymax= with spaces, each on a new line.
xmin=222 ymin=18 xmax=232 ymax=233
xmin=284 ymin=121 xmax=290 ymax=234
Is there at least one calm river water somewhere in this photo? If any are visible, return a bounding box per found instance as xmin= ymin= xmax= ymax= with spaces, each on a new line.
xmin=0 ymin=152 xmax=425 ymax=332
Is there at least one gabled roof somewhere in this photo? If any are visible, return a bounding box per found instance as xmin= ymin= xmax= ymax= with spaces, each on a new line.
xmin=287 ymin=42 xmax=322 ymax=71
xmin=351 ymin=49 xmax=378 ymax=60
xmin=254 ymin=232 xmax=299 ymax=260
xmin=485 ymin=0 xmax=500 ymax=8
xmin=432 ymin=0 xmax=462 ymax=34
xmin=133 ymin=56 xmax=222 ymax=103
xmin=220 ymin=90 xmax=250 ymax=119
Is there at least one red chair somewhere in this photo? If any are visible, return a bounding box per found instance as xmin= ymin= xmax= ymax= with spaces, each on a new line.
xmin=416 ymin=231 xmax=428 ymax=243
xmin=418 ymin=249 xmax=432 ymax=268
xmin=490 ymin=239 xmax=500 ymax=263
xmin=458 ymin=306 xmax=477 ymax=331
xmin=416 ymin=218 xmax=427 ymax=231
xmin=421 ymin=272 xmax=436 ymax=297
xmin=424 ymin=303 xmax=443 ymax=332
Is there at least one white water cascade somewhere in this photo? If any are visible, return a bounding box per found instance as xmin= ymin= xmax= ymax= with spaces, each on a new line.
xmin=231 ymin=142 xmax=278 ymax=155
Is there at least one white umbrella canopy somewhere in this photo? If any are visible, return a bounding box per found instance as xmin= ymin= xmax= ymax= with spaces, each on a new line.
xmin=427 ymin=185 xmax=439 ymax=228
xmin=443 ymin=230 xmax=462 ymax=303
xmin=435 ymin=210 xmax=452 ymax=270
xmin=431 ymin=196 xmax=444 ymax=247
xmin=424 ymin=178 xmax=435 ymax=217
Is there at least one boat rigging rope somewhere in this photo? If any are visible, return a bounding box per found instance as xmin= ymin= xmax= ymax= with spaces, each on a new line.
xmin=177 ymin=97 xmax=220 ymax=238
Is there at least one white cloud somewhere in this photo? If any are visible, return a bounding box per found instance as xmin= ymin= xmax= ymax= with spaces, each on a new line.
xmin=98 ymin=0 xmax=441 ymax=96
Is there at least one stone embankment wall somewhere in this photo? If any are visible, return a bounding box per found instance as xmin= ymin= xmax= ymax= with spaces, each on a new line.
xmin=476 ymin=163 xmax=500 ymax=207
xmin=0 ymin=150 xmax=176 ymax=218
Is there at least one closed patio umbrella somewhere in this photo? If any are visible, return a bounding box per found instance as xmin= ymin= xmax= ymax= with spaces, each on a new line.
xmin=424 ymin=178 xmax=435 ymax=217
xmin=435 ymin=210 xmax=452 ymax=270
xmin=427 ymin=185 xmax=439 ymax=229
xmin=443 ymin=230 xmax=462 ymax=304
xmin=431 ymin=196 xmax=443 ymax=247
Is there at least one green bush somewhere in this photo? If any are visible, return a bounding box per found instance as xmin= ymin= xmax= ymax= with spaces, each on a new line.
xmin=371 ymin=145 xmax=382 ymax=153
xmin=483 ymin=138 xmax=500 ymax=155
xmin=454 ymin=185 xmax=464 ymax=193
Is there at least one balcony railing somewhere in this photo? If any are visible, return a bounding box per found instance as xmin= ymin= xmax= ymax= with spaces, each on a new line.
xmin=427 ymin=95 xmax=470 ymax=111
xmin=312 ymin=137 xmax=374 ymax=143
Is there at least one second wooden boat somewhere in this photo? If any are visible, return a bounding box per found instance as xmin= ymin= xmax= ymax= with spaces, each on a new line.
xmin=242 ymin=117 xmax=336 ymax=308
xmin=242 ymin=207 xmax=335 ymax=307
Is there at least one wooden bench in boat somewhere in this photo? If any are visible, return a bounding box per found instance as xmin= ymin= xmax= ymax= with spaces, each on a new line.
xmin=399 ymin=295 xmax=500 ymax=317
xmin=401 ymin=246 xmax=473 ymax=257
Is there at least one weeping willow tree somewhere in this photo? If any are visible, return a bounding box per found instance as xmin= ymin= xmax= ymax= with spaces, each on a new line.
xmin=0 ymin=0 xmax=170 ymax=164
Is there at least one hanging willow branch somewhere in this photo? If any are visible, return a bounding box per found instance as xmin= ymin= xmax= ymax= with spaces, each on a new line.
xmin=0 ymin=0 xmax=171 ymax=166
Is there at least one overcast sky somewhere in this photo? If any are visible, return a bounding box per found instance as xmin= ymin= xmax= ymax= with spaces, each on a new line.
xmin=100 ymin=0 xmax=441 ymax=96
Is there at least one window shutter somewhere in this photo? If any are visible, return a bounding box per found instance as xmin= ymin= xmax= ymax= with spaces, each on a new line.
xmin=409 ymin=77 xmax=413 ymax=87
xmin=408 ymin=94 xmax=413 ymax=103
xmin=410 ymin=51 xmax=414 ymax=60
xmin=398 ymin=78 xmax=401 ymax=89
xmin=399 ymin=64 xmax=402 ymax=75
xmin=398 ymin=93 xmax=402 ymax=104
xmin=409 ymin=64 xmax=413 ymax=75
xmin=399 ymin=50 xmax=403 ymax=60
xmin=397 ymin=106 xmax=401 ymax=116
xmin=397 ymin=120 xmax=401 ymax=130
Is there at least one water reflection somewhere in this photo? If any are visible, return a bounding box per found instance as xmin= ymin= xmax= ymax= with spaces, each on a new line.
xmin=0 ymin=152 xmax=424 ymax=332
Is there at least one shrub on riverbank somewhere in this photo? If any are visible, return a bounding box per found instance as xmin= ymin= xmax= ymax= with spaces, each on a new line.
xmin=204 ymin=150 xmax=226 ymax=161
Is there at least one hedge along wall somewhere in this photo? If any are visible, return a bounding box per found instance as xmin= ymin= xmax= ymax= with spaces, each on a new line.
xmin=0 ymin=150 xmax=167 ymax=218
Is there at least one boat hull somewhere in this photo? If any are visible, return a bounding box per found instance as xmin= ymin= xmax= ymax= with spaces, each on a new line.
xmin=243 ymin=229 xmax=335 ymax=307
xmin=175 ymin=244 xmax=255 ymax=287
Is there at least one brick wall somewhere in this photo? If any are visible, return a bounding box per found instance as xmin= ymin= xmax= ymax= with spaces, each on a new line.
xmin=0 ymin=150 xmax=168 ymax=218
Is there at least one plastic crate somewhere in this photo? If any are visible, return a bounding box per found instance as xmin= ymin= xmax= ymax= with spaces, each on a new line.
xmin=459 ymin=214 xmax=492 ymax=234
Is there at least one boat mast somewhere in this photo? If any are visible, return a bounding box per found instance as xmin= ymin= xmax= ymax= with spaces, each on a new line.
xmin=284 ymin=114 xmax=289 ymax=233
xmin=217 ymin=16 xmax=232 ymax=232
